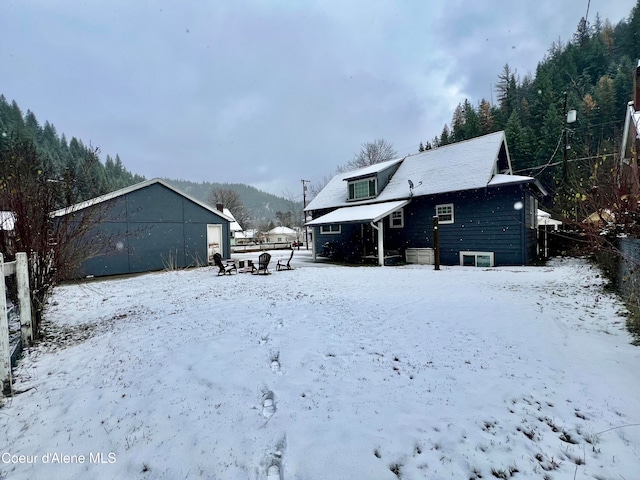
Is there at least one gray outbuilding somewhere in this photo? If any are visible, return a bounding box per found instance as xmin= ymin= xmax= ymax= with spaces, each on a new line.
xmin=52 ymin=178 xmax=233 ymax=278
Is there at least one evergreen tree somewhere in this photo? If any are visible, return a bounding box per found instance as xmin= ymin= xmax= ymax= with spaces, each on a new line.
xmin=450 ymin=104 xmax=466 ymax=142
xmin=439 ymin=125 xmax=451 ymax=146
xmin=478 ymin=99 xmax=494 ymax=134
xmin=462 ymin=99 xmax=481 ymax=139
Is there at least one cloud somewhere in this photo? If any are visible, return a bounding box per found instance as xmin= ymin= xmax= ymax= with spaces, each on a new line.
xmin=0 ymin=0 xmax=636 ymax=195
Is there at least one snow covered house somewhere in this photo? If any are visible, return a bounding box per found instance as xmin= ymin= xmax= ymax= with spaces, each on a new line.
xmin=305 ymin=131 xmax=547 ymax=266
xmin=52 ymin=178 xmax=234 ymax=278
xmin=266 ymin=226 xmax=298 ymax=244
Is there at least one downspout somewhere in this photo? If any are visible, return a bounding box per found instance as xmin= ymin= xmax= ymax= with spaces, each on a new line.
xmin=370 ymin=220 xmax=385 ymax=266
xmin=520 ymin=185 xmax=526 ymax=265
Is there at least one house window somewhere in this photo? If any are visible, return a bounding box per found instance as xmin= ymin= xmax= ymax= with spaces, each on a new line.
xmin=460 ymin=251 xmax=494 ymax=267
xmin=348 ymin=178 xmax=377 ymax=200
xmin=435 ymin=203 xmax=454 ymax=224
xmin=320 ymin=224 xmax=341 ymax=234
xmin=390 ymin=209 xmax=404 ymax=228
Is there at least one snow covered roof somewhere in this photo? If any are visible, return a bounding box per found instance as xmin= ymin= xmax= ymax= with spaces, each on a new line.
xmin=342 ymin=157 xmax=404 ymax=181
xmin=488 ymin=174 xmax=548 ymax=194
xmin=235 ymin=229 xmax=258 ymax=239
xmin=222 ymin=208 xmax=242 ymax=232
xmin=537 ymin=209 xmax=562 ymax=227
xmin=306 ymin=200 xmax=410 ymax=226
xmin=50 ymin=178 xmax=234 ymax=222
xmin=268 ymin=226 xmax=297 ymax=235
xmin=306 ymin=132 xmax=543 ymax=212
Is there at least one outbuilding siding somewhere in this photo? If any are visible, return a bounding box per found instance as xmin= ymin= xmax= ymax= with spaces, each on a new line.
xmin=68 ymin=182 xmax=230 ymax=277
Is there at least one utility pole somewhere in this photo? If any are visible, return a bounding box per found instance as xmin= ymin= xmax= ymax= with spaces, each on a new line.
xmin=302 ymin=179 xmax=310 ymax=250
xmin=562 ymin=91 xmax=577 ymax=184
xmin=562 ymin=91 xmax=568 ymax=183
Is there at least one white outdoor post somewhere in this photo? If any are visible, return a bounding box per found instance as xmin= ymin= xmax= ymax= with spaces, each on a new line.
xmin=377 ymin=219 xmax=384 ymax=266
xmin=16 ymin=253 xmax=33 ymax=347
xmin=0 ymin=253 xmax=11 ymax=393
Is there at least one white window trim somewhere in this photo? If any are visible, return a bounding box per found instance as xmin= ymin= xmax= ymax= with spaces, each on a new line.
xmin=389 ymin=209 xmax=404 ymax=228
xmin=529 ymin=197 xmax=538 ymax=229
xmin=435 ymin=203 xmax=454 ymax=224
xmin=460 ymin=251 xmax=494 ymax=267
xmin=320 ymin=224 xmax=341 ymax=234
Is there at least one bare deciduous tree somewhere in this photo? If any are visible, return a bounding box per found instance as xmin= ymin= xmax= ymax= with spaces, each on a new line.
xmin=0 ymin=136 xmax=114 ymax=341
xmin=338 ymin=139 xmax=397 ymax=172
xmin=207 ymin=188 xmax=251 ymax=229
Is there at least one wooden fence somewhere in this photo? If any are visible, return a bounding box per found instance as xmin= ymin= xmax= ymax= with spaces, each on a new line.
xmin=231 ymin=242 xmax=294 ymax=253
xmin=0 ymin=252 xmax=32 ymax=394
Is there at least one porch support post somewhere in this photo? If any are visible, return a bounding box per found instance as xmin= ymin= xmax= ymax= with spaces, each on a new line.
xmin=377 ymin=219 xmax=384 ymax=266
xmin=312 ymin=227 xmax=317 ymax=261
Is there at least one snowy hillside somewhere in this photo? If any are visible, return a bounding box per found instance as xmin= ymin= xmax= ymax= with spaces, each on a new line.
xmin=2 ymin=253 xmax=639 ymax=480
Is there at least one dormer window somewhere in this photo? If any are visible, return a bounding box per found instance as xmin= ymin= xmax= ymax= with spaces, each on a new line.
xmin=348 ymin=177 xmax=377 ymax=201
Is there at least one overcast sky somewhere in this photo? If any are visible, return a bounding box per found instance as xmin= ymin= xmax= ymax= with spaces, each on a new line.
xmin=1 ymin=1 xmax=635 ymax=199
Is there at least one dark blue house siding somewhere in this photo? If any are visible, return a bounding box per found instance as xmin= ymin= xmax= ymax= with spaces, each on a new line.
xmin=312 ymin=183 xmax=540 ymax=266
xmin=397 ymin=185 xmax=535 ymax=265
xmin=72 ymin=182 xmax=230 ymax=278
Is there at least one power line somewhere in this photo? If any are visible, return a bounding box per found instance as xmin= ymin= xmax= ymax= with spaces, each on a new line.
xmin=513 ymin=152 xmax=617 ymax=174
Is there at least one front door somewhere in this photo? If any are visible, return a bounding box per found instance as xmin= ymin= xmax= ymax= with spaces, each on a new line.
xmin=207 ymin=224 xmax=222 ymax=262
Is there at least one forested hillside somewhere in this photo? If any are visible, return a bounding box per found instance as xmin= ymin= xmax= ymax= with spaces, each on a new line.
xmin=0 ymin=96 xmax=144 ymax=204
xmin=425 ymin=1 xmax=640 ymax=210
xmin=0 ymin=96 xmax=301 ymax=225
xmin=164 ymin=179 xmax=301 ymax=229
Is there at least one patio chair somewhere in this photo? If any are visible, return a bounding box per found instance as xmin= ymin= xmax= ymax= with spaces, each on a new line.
xmin=213 ymin=252 xmax=237 ymax=275
xmin=252 ymin=252 xmax=271 ymax=275
xmin=276 ymin=249 xmax=294 ymax=271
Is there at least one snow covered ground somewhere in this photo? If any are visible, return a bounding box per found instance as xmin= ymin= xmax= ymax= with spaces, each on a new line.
xmin=2 ymin=251 xmax=639 ymax=480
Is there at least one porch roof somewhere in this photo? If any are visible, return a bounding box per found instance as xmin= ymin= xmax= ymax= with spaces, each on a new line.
xmin=306 ymin=200 xmax=410 ymax=226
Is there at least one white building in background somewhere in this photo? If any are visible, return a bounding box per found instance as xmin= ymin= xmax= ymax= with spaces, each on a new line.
xmin=266 ymin=226 xmax=297 ymax=244
xmin=235 ymin=229 xmax=259 ymax=245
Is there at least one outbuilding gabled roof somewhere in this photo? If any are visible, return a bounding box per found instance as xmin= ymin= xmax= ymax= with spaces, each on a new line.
xmin=306 ymin=131 xmax=544 ymax=212
xmin=51 ymin=178 xmax=234 ymax=222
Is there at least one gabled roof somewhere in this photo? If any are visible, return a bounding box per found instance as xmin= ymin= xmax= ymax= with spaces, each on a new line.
xmin=305 ymin=131 xmax=541 ymax=212
xmin=51 ymin=178 xmax=234 ymax=222
xmin=268 ymin=226 xmax=297 ymax=235
xmin=222 ymin=208 xmax=243 ymax=232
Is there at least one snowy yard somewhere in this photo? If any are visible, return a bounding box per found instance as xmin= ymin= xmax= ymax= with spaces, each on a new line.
xmin=2 ymin=251 xmax=640 ymax=480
